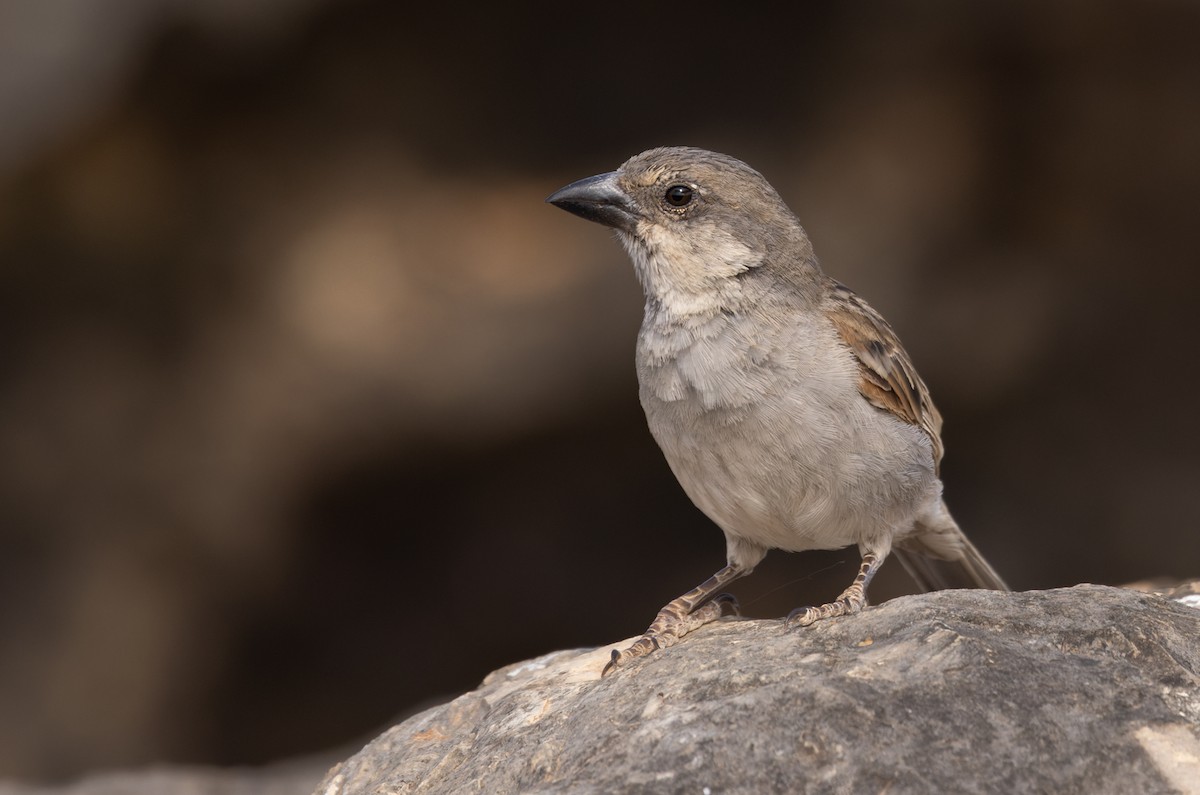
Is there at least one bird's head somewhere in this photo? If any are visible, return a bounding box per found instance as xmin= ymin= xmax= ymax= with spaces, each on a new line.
xmin=547 ymin=147 xmax=815 ymax=314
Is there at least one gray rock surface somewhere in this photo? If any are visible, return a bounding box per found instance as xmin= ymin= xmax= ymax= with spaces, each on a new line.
xmin=317 ymin=585 xmax=1200 ymax=795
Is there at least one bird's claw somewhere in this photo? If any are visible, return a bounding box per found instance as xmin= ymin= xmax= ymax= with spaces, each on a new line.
xmin=785 ymin=604 xmax=821 ymax=628
xmin=786 ymin=557 xmax=876 ymax=630
xmin=785 ymin=595 xmax=863 ymax=629
xmin=713 ymin=592 xmax=741 ymax=615
xmin=602 ymin=637 xmax=659 ymax=676
xmin=602 ymin=594 xmax=738 ymax=676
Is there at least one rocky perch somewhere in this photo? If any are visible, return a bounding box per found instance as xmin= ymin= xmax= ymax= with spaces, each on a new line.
xmin=318 ymin=584 xmax=1200 ymax=795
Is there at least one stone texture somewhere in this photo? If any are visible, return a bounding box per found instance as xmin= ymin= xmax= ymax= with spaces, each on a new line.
xmin=317 ymin=585 xmax=1200 ymax=795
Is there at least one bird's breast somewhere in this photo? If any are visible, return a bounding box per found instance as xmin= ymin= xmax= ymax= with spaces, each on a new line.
xmin=635 ymin=313 xmax=937 ymax=552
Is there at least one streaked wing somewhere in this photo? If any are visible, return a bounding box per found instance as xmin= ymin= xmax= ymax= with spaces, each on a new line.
xmin=824 ymin=281 xmax=945 ymax=468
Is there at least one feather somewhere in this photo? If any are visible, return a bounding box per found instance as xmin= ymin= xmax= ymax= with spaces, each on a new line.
xmin=824 ymin=281 xmax=945 ymax=470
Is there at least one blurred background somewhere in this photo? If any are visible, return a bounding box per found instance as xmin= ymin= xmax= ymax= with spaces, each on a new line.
xmin=1 ymin=0 xmax=1197 ymax=785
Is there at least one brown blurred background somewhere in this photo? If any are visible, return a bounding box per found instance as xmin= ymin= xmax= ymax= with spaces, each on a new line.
xmin=1 ymin=0 xmax=1197 ymax=783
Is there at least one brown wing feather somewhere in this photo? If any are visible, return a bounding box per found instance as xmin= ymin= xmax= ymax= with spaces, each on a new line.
xmin=824 ymin=281 xmax=945 ymax=469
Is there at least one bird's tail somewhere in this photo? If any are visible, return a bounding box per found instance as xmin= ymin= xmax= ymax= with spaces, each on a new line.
xmin=894 ymin=501 xmax=1008 ymax=592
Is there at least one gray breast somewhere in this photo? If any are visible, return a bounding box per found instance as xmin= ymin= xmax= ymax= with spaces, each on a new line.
xmin=635 ymin=311 xmax=938 ymax=553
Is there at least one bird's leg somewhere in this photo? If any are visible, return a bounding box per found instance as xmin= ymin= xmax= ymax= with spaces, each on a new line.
xmin=604 ymin=563 xmax=748 ymax=676
xmin=786 ymin=553 xmax=882 ymax=628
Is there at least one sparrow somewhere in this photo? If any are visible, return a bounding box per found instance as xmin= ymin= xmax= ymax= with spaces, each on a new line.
xmin=547 ymin=147 xmax=1007 ymax=674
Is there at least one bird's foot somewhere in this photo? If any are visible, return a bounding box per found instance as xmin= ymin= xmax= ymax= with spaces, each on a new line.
xmin=785 ymin=552 xmax=880 ymax=628
xmin=785 ymin=592 xmax=866 ymax=628
xmin=603 ymin=593 xmax=738 ymax=676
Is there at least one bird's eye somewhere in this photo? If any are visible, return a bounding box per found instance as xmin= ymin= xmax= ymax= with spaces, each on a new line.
xmin=664 ymin=184 xmax=694 ymax=208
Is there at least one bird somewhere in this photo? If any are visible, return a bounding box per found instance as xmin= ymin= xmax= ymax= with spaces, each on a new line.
xmin=546 ymin=146 xmax=1008 ymax=675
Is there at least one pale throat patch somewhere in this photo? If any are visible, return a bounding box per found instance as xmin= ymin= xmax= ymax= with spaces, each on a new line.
xmin=620 ymin=222 xmax=761 ymax=320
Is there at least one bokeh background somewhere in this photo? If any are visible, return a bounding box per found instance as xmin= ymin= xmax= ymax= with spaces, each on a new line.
xmin=2 ymin=0 xmax=1197 ymax=784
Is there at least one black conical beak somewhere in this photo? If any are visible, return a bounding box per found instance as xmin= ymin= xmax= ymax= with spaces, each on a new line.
xmin=546 ymin=172 xmax=639 ymax=233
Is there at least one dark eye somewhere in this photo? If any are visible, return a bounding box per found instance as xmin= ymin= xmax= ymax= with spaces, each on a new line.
xmin=664 ymin=184 xmax=694 ymax=208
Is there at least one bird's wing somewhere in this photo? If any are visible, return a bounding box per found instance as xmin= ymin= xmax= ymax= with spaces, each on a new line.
xmin=824 ymin=281 xmax=945 ymax=468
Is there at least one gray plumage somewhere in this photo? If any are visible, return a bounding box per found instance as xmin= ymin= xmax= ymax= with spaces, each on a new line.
xmin=548 ymin=146 xmax=1006 ymax=673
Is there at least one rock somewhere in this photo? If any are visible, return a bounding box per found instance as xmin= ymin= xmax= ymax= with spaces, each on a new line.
xmin=316 ymin=585 xmax=1200 ymax=795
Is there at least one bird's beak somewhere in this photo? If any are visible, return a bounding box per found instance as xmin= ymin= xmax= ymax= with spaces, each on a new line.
xmin=546 ymin=172 xmax=639 ymax=233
